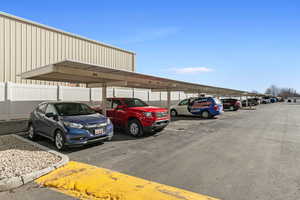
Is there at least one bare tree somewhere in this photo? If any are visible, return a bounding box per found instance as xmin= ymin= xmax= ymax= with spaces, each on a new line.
xmin=265 ymin=85 xmax=299 ymax=98
xmin=265 ymin=85 xmax=280 ymax=96
xmin=277 ymin=88 xmax=299 ymax=98
xmin=265 ymin=88 xmax=272 ymax=95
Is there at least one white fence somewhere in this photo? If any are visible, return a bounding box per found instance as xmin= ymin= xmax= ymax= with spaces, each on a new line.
xmin=8 ymin=83 xmax=57 ymax=101
xmin=59 ymin=86 xmax=90 ymax=101
xmin=0 ymin=82 xmax=195 ymax=120
xmin=0 ymin=83 xmax=5 ymax=101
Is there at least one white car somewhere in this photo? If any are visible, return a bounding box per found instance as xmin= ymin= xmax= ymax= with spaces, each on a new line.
xmin=170 ymin=98 xmax=194 ymax=116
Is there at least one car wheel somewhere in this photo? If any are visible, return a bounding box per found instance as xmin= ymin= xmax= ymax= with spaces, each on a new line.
xmin=54 ymin=130 xmax=66 ymax=151
xmin=127 ymin=119 xmax=143 ymax=137
xmin=230 ymin=106 xmax=234 ymax=111
xmin=28 ymin=124 xmax=37 ymax=140
xmin=170 ymin=109 xmax=178 ymax=117
xmin=201 ymin=110 xmax=210 ymax=119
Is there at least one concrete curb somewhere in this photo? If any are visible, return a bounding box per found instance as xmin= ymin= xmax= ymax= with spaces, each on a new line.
xmin=0 ymin=134 xmax=69 ymax=191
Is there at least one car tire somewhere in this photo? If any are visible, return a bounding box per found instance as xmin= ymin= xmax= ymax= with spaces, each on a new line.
xmin=230 ymin=106 xmax=234 ymax=111
xmin=127 ymin=119 xmax=143 ymax=137
xmin=54 ymin=130 xmax=66 ymax=151
xmin=170 ymin=109 xmax=178 ymax=117
xmin=28 ymin=124 xmax=37 ymax=141
xmin=201 ymin=110 xmax=211 ymax=119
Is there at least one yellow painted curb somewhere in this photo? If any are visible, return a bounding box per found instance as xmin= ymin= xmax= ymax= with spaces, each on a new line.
xmin=36 ymin=161 xmax=220 ymax=200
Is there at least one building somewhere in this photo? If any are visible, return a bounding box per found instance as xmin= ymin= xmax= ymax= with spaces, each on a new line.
xmin=0 ymin=12 xmax=258 ymax=120
xmin=0 ymin=12 xmax=136 ymax=85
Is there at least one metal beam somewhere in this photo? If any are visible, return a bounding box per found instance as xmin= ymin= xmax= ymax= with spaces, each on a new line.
xmin=87 ymin=81 xmax=128 ymax=88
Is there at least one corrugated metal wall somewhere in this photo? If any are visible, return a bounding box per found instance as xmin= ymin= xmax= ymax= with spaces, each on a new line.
xmin=0 ymin=13 xmax=136 ymax=86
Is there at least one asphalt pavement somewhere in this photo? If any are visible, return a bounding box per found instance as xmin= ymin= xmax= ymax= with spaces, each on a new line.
xmin=1 ymin=103 xmax=300 ymax=200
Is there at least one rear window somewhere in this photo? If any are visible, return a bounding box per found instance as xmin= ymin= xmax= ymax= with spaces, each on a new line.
xmin=214 ymin=98 xmax=222 ymax=104
xmin=179 ymin=99 xmax=189 ymax=106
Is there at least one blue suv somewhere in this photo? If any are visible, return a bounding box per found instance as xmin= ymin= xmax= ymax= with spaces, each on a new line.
xmin=188 ymin=97 xmax=223 ymax=118
xmin=28 ymin=102 xmax=113 ymax=150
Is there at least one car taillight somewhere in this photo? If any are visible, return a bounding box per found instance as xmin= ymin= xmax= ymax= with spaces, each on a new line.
xmin=214 ymin=105 xmax=219 ymax=111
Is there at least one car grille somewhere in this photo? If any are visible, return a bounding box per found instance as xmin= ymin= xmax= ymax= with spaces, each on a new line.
xmin=156 ymin=111 xmax=168 ymax=118
xmin=85 ymin=122 xmax=107 ymax=129
xmin=84 ymin=122 xmax=107 ymax=135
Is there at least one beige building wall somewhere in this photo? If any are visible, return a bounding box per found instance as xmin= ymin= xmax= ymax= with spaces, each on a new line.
xmin=0 ymin=12 xmax=136 ymax=86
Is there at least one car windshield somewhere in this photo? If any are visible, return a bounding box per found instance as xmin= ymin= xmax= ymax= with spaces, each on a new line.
xmin=54 ymin=103 xmax=96 ymax=116
xmin=124 ymin=98 xmax=149 ymax=107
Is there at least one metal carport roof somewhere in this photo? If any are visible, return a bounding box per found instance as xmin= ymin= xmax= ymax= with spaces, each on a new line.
xmin=20 ymin=59 xmax=261 ymax=97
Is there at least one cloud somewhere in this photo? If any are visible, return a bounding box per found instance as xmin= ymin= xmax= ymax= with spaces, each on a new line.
xmin=121 ymin=27 xmax=180 ymax=44
xmin=170 ymin=67 xmax=214 ymax=74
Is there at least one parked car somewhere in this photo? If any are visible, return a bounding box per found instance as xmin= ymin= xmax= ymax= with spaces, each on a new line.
xmin=188 ymin=97 xmax=223 ymax=118
xmin=28 ymin=102 xmax=113 ymax=150
xmin=171 ymin=97 xmax=223 ymax=118
xmin=95 ymin=98 xmax=170 ymax=137
xmin=278 ymin=97 xmax=285 ymax=102
xmin=170 ymin=97 xmax=222 ymax=118
xmin=221 ymin=98 xmax=241 ymax=111
xmin=170 ymin=98 xmax=195 ymax=116
xmin=261 ymin=97 xmax=271 ymax=104
xmin=242 ymin=98 xmax=259 ymax=107
xmin=270 ymin=97 xmax=277 ymax=103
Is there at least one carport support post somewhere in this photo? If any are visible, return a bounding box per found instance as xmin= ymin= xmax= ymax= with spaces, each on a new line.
xmin=112 ymin=88 xmax=116 ymax=98
xmin=89 ymin=88 xmax=92 ymax=103
xmin=57 ymin=85 xmax=61 ymax=101
xmin=102 ymin=84 xmax=107 ymax=116
xmin=248 ymin=96 xmax=252 ymax=109
xmin=167 ymin=90 xmax=171 ymax=112
xmin=240 ymin=96 xmax=243 ymax=108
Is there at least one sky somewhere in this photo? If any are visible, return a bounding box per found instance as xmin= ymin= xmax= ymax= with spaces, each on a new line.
xmin=1 ymin=0 xmax=300 ymax=93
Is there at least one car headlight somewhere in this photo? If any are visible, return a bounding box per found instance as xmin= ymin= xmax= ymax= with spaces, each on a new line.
xmin=144 ymin=112 xmax=153 ymax=117
xmin=107 ymin=117 xmax=112 ymax=125
xmin=64 ymin=122 xmax=83 ymax=129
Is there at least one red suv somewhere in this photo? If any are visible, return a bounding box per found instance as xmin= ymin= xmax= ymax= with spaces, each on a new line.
xmin=94 ymin=98 xmax=170 ymax=136
xmin=221 ymin=98 xmax=241 ymax=111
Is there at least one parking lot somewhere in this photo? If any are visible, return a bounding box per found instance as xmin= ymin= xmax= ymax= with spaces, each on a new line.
xmin=1 ymin=102 xmax=300 ymax=200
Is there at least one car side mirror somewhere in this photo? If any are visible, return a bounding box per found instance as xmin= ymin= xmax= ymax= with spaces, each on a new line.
xmin=45 ymin=112 xmax=58 ymax=120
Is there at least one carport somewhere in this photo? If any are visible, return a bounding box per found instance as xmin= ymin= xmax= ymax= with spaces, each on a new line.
xmin=21 ymin=59 xmax=261 ymax=114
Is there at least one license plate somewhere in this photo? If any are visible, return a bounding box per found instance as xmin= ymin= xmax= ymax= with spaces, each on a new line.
xmin=94 ymin=128 xmax=104 ymax=135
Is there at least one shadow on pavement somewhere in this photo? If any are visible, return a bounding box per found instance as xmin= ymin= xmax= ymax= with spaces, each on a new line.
xmin=17 ymin=130 xmax=157 ymax=154
xmin=171 ymin=115 xmax=217 ymax=122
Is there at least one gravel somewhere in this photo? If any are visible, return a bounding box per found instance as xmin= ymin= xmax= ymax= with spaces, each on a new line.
xmin=0 ymin=135 xmax=61 ymax=180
